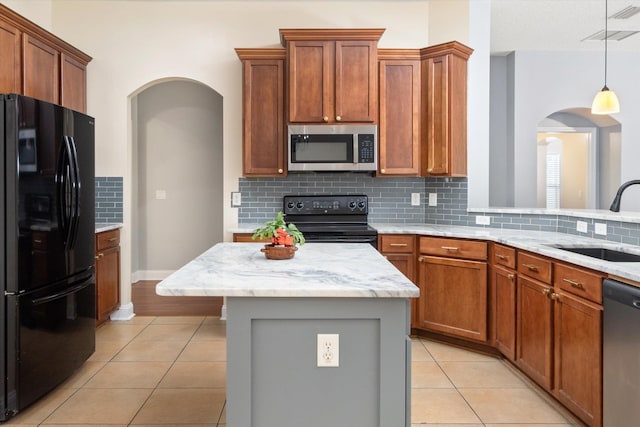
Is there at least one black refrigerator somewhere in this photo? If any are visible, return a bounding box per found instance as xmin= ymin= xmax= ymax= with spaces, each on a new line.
xmin=0 ymin=94 xmax=96 ymax=420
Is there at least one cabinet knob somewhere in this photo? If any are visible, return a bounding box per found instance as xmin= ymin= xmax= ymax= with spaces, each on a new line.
xmin=336 ymin=116 xmax=341 ymax=121
xmin=418 ymin=256 xmax=425 ymax=263
xmin=278 ymin=168 xmax=283 ymax=174
xmin=323 ymin=116 xmax=329 ymax=122
xmin=380 ymin=169 xmax=385 ymax=174
xmin=95 ymin=253 xmax=104 ymax=260
xmin=550 ymin=292 xmax=559 ymax=300
xmin=507 ymin=274 xmax=515 ymax=280
xmin=427 ymin=168 xmax=433 ymax=173
xmin=542 ymin=288 xmax=552 ymax=296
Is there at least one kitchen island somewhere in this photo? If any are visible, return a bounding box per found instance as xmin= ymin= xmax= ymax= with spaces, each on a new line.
xmin=156 ymin=242 xmax=419 ymax=427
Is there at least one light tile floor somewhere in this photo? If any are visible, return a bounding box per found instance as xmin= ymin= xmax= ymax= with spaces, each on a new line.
xmin=4 ymin=316 xmax=582 ymax=426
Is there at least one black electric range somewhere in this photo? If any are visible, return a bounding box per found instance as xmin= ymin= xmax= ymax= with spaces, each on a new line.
xmin=283 ymin=195 xmax=378 ymax=248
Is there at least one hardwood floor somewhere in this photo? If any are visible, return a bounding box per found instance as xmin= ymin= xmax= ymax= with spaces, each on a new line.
xmin=132 ymin=280 xmax=222 ymax=316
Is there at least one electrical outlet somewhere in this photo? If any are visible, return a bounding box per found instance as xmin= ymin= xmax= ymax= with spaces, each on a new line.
xmin=231 ymin=192 xmax=241 ymax=207
xmin=595 ymin=223 xmax=607 ymax=236
xmin=317 ymin=334 xmax=339 ymax=368
xmin=428 ymin=193 xmax=437 ymax=206
xmin=475 ymin=215 xmax=491 ymax=225
xmin=576 ymin=221 xmax=588 ymax=233
xmin=411 ymin=193 xmax=420 ymax=206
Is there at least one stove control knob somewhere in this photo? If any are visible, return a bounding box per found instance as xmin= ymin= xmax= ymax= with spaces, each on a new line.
xmin=296 ymin=202 xmax=304 ymax=209
xmin=287 ymin=201 xmax=295 ymax=209
xmin=348 ymin=201 xmax=356 ymax=209
xmin=358 ymin=201 xmax=366 ymax=209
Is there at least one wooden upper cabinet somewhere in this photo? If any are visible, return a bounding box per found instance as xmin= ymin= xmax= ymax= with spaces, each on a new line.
xmin=281 ymin=29 xmax=383 ymax=124
xmin=420 ymin=41 xmax=473 ymax=177
xmin=236 ymin=48 xmax=286 ymax=177
xmin=0 ymin=4 xmax=91 ymax=112
xmin=61 ymin=53 xmax=87 ymax=113
xmin=378 ymin=51 xmax=420 ymax=176
xmin=23 ymin=33 xmax=59 ymax=104
xmin=0 ymin=16 xmax=21 ymax=93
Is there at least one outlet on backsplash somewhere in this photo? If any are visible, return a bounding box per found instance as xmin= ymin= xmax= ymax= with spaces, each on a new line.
xmin=595 ymin=223 xmax=607 ymax=236
xmin=576 ymin=221 xmax=588 ymax=233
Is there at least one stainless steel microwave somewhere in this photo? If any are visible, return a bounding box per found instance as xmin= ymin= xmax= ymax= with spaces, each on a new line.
xmin=288 ymin=125 xmax=377 ymax=172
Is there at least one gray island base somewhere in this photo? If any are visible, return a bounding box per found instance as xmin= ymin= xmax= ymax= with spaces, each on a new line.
xmin=156 ymin=242 xmax=419 ymax=427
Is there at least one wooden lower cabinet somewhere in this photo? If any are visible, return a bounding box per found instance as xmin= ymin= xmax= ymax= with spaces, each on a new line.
xmin=417 ymin=254 xmax=488 ymax=342
xmin=491 ymin=264 xmax=517 ymax=360
xmin=553 ymin=290 xmax=602 ymax=427
xmin=96 ymin=229 xmax=121 ymax=325
xmin=378 ymin=234 xmax=417 ymax=325
xmin=516 ymin=274 xmax=554 ymax=389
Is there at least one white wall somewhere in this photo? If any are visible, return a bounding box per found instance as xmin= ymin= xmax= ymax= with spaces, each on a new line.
xmin=1 ymin=0 xmax=52 ymax=30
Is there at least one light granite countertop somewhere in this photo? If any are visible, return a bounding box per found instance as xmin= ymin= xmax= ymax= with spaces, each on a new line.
xmin=232 ymin=223 xmax=640 ymax=284
xmin=95 ymin=223 xmax=122 ymax=233
xmin=371 ymin=223 xmax=640 ymax=284
xmin=156 ymin=242 xmax=419 ymax=298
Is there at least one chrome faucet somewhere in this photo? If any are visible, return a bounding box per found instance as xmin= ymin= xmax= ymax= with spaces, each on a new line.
xmin=609 ymin=180 xmax=640 ymax=212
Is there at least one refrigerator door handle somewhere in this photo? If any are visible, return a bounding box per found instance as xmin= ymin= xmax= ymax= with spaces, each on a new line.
xmin=30 ymin=279 xmax=92 ymax=306
xmin=57 ymin=136 xmax=76 ymax=250
xmin=68 ymin=136 xmax=81 ymax=248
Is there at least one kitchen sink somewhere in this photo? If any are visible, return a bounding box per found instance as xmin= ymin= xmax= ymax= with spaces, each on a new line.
xmin=553 ymin=246 xmax=640 ymax=262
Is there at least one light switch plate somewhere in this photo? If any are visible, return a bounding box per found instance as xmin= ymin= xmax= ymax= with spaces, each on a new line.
xmin=231 ymin=192 xmax=241 ymax=207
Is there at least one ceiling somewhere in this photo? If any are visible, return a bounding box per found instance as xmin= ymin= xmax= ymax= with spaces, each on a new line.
xmin=491 ymin=0 xmax=640 ymax=54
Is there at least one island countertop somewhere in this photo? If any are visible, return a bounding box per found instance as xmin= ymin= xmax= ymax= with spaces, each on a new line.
xmin=156 ymin=242 xmax=419 ymax=298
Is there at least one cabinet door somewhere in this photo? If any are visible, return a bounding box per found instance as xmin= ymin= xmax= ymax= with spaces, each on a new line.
xmin=417 ymin=255 xmax=488 ymax=341
xmin=61 ymin=53 xmax=87 ymax=113
xmin=517 ymin=275 xmax=553 ymax=389
xmin=22 ymin=33 xmax=59 ymax=104
xmin=553 ymin=291 xmax=602 ymax=427
xmin=288 ymin=40 xmax=333 ymax=123
xmin=378 ymin=60 xmax=419 ymax=175
xmin=492 ymin=265 xmax=517 ymax=360
xmin=421 ymin=46 xmax=470 ymax=177
xmin=335 ymin=40 xmax=377 ymax=123
xmin=0 ymin=17 xmax=21 ymax=93
xmin=423 ymin=55 xmax=449 ymax=175
xmin=242 ymin=58 xmax=285 ymax=176
xmin=96 ymin=245 xmax=120 ymax=323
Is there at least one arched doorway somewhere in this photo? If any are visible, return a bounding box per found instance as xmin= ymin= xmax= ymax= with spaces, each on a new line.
xmin=130 ymin=79 xmax=223 ymax=315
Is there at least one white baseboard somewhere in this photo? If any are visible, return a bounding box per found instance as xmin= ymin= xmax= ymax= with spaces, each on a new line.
xmin=109 ymin=302 xmax=135 ymax=321
xmin=132 ymin=270 xmax=175 ymax=283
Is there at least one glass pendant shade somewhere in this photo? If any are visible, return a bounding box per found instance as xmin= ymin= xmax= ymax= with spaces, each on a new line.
xmin=592 ymin=86 xmax=620 ymax=114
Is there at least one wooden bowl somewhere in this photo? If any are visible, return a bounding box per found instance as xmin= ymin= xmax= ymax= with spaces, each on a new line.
xmin=261 ymin=244 xmax=297 ymax=260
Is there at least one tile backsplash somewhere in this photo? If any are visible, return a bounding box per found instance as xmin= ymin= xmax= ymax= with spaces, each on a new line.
xmin=237 ymin=175 xmax=640 ymax=246
xmin=238 ymin=173 xmax=429 ymax=224
xmin=95 ymin=177 xmax=123 ymax=223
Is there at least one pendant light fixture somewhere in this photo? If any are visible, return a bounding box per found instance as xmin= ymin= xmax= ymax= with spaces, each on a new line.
xmin=592 ymin=0 xmax=621 ymax=114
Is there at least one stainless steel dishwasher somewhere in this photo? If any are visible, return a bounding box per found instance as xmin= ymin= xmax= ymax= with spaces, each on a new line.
xmin=603 ymin=278 xmax=640 ymax=426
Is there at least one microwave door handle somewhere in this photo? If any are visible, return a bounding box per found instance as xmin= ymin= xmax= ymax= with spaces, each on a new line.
xmin=353 ymin=135 xmax=358 ymax=164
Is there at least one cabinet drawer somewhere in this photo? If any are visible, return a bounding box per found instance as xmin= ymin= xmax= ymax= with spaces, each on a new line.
xmin=492 ymin=244 xmax=516 ymax=269
xmin=517 ymin=251 xmax=552 ymax=284
xmin=554 ymin=263 xmax=603 ymax=304
xmin=96 ymin=229 xmax=120 ymax=251
xmin=419 ymin=236 xmax=487 ymax=261
xmin=379 ymin=235 xmax=415 ymax=253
